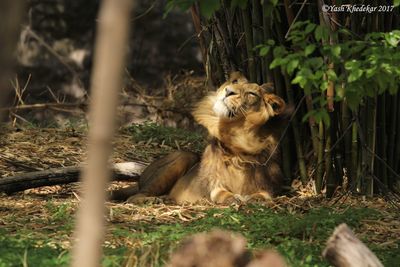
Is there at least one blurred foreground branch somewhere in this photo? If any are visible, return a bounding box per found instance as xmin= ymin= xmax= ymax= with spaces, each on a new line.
xmin=70 ymin=0 xmax=134 ymax=266
xmin=0 ymin=0 xmax=24 ymax=122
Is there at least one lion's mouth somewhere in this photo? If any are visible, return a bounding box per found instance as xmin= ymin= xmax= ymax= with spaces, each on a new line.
xmin=213 ymin=98 xmax=240 ymax=119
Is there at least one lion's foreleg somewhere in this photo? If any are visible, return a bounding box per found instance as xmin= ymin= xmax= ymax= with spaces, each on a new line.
xmin=210 ymin=187 xmax=246 ymax=204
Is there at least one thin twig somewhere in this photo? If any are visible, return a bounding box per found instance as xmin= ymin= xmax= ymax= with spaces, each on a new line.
xmin=285 ymin=0 xmax=308 ymax=39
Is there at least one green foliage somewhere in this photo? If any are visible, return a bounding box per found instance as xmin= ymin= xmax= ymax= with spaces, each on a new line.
xmin=231 ymin=0 xmax=248 ymax=9
xmin=199 ymin=0 xmax=221 ymax=18
xmin=256 ymin=21 xmax=400 ymax=124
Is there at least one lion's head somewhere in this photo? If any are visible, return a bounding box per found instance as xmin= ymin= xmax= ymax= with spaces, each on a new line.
xmin=212 ymin=79 xmax=286 ymax=125
xmin=193 ymin=73 xmax=290 ymax=155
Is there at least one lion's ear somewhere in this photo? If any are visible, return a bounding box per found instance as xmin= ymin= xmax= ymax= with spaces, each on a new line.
xmin=228 ymin=71 xmax=248 ymax=84
xmin=260 ymin=82 xmax=275 ymax=93
xmin=263 ymin=93 xmax=286 ymax=115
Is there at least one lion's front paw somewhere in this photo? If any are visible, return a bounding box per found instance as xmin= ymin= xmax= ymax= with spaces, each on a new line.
xmin=221 ymin=194 xmax=247 ymax=205
xmin=245 ymin=191 xmax=272 ymax=203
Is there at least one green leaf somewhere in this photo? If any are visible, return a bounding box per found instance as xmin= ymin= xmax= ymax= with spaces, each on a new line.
xmin=266 ymin=39 xmax=275 ymax=46
xmin=259 ymin=46 xmax=270 ymax=56
xmin=304 ymin=23 xmax=316 ymax=34
xmin=302 ymin=110 xmax=318 ymax=123
xmin=314 ymin=70 xmax=324 ymax=80
xmin=320 ymin=80 xmax=328 ymax=91
xmin=199 ymin=0 xmax=221 ymax=18
xmin=347 ymin=69 xmax=363 ymax=83
xmin=231 ymin=0 xmax=248 ymax=9
xmin=365 ymin=67 xmax=377 ymax=78
xmin=376 ymin=75 xmax=388 ymax=92
xmin=336 ymin=83 xmax=345 ymax=98
xmin=315 ymin=25 xmax=329 ymax=41
xmin=273 ymin=46 xmax=287 ymax=58
xmin=286 ymin=59 xmax=299 ymax=75
xmin=270 ymin=0 xmax=279 ymax=6
xmin=304 ymin=44 xmax=316 ymax=56
xmin=253 ymin=44 xmax=265 ymax=49
xmin=345 ymin=89 xmax=360 ymax=110
xmin=321 ymin=109 xmax=330 ymax=127
xmin=394 ymin=0 xmax=400 ymax=7
xmin=326 ymin=69 xmax=337 ymax=81
xmin=307 ymin=57 xmax=324 ymax=69
xmin=270 ymin=58 xmax=284 ymax=69
xmin=344 ymin=60 xmax=360 ymax=71
xmin=292 ymin=75 xmax=307 ymax=88
xmin=331 ymin=45 xmax=341 ymax=58
xmin=384 ymin=32 xmax=400 ymax=47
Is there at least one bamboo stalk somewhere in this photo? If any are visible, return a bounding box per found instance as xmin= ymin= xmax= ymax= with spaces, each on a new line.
xmin=261 ymin=1 xmax=275 ymax=83
xmin=315 ymin=121 xmax=325 ymax=193
xmin=332 ymin=105 xmax=344 ymax=188
xmin=283 ymin=74 xmax=308 ymax=183
xmin=365 ymin=97 xmax=377 ymax=196
xmin=351 ymin=113 xmax=359 ymax=190
xmin=241 ymin=7 xmax=256 ymax=82
xmin=342 ymin=99 xmax=353 ymax=185
xmin=393 ymin=92 xmax=400 ymax=176
xmin=377 ymin=95 xmax=388 ymax=186
xmin=386 ymin=95 xmax=396 ymax=188
xmin=272 ymin=69 xmax=292 ymax=179
xmin=306 ymin=96 xmax=319 ymax=158
xmin=273 ymin=11 xmax=308 ymax=183
xmin=252 ymin=0 xmax=263 ymax=83
xmin=325 ymin=121 xmax=335 ymax=197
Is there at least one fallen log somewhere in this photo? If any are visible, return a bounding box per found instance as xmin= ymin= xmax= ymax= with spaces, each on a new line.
xmin=0 ymin=162 xmax=147 ymax=194
xmin=323 ymin=223 xmax=383 ymax=267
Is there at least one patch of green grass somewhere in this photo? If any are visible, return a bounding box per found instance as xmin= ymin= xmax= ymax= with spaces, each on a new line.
xmin=113 ymin=205 xmax=391 ymax=267
xmin=0 ymin=203 xmax=397 ymax=267
xmin=124 ymin=122 xmax=206 ymax=153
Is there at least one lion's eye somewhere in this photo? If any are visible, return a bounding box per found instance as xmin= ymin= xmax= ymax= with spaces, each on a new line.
xmin=248 ymin=92 xmax=259 ymax=97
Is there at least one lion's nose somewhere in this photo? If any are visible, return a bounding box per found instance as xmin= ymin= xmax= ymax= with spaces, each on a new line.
xmin=225 ymin=87 xmax=237 ymax=97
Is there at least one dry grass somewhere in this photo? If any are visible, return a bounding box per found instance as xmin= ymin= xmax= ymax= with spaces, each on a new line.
xmin=0 ymin=125 xmax=399 ymax=266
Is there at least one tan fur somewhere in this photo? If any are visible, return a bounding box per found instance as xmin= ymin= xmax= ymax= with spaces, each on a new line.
xmin=111 ymin=73 xmax=291 ymax=204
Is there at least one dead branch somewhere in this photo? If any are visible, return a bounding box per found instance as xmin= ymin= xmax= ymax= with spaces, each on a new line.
xmin=323 ymin=223 xmax=383 ymax=267
xmin=0 ymin=162 xmax=146 ymax=194
xmin=0 ymin=102 xmax=86 ymax=112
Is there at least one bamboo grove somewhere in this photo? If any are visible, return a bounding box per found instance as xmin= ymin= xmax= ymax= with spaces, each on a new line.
xmin=167 ymin=0 xmax=400 ymax=197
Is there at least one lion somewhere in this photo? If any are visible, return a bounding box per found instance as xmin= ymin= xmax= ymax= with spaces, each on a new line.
xmin=111 ymin=73 xmax=291 ymax=204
